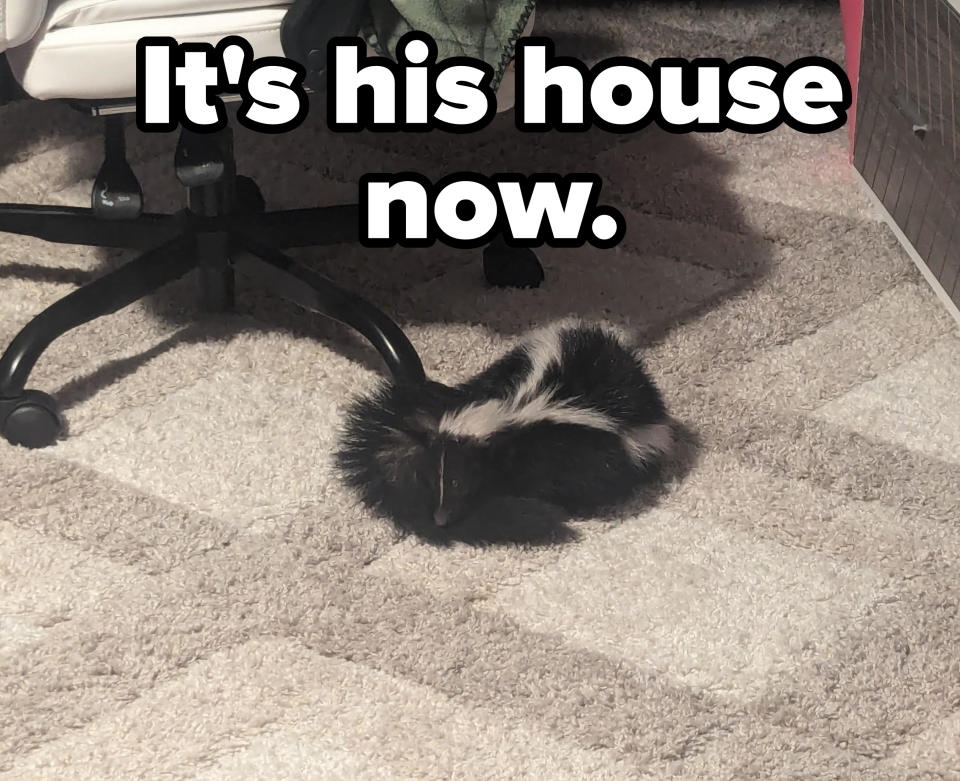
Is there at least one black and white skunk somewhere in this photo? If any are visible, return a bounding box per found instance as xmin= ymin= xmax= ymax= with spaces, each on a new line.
xmin=336 ymin=320 xmax=673 ymax=545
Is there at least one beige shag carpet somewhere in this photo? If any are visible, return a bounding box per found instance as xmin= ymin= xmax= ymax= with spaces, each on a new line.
xmin=3 ymin=1 xmax=960 ymax=778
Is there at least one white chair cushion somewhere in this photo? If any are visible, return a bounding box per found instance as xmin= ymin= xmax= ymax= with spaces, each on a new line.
xmin=7 ymin=5 xmax=291 ymax=100
xmin=48 ymin=0 xmax=291 ymax=30
xmin=6 ymin=0 xmax=533 ymax=110
xmin=1 ymin=0 xmax=47 ymax=52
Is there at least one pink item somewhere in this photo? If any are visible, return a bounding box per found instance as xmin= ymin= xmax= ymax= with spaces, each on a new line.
xmin=840 ymin=0 xmax=864 ymax=158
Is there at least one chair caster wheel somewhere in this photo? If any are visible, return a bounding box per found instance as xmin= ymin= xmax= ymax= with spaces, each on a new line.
xmin=1 ymin=390 xmax=63 ymax=449
xmin=235 ymin=175 xmax=265 ymax=214
xmin=483 ymin=240 xmax=545 ymax=289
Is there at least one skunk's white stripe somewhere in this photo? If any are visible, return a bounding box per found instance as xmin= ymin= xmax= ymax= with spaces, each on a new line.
xmin=510 ymin=323 xmax=566 ymax=404
xmin=438 ymin=448 xmax=445 ymax=507
xmin=440 ymin=321 xmax=670 ymax=464
xmin=511 ymin=319 xmax=635 ymax=403
xmin=622 ymin=423 xmax=674 ymax=464
xmin=438 ymin=393 xmax=618 ymax=441
xmin=439 ymin=397 xmax=673 ymax=466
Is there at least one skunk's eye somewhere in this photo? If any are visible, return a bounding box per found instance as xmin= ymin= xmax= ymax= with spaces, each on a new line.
xmin=451 ymin=479 xmax=460 ymax=489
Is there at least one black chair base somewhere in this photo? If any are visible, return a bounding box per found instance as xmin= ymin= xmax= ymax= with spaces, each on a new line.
xmin=0 ymin=119 xmax=543 ymax=448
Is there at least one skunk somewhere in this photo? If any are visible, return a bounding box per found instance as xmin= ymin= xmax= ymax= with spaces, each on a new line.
xmin=335 ymin=320 xmax=674 ymax=545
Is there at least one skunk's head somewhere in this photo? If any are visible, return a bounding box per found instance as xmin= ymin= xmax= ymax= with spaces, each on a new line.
xmin=337 ymin=381 xmax=570 ymax=545
xmin=431 ymin=436 xmax=489 ymax=529
xmin=336 ymin=381 xmax=489 ymax=542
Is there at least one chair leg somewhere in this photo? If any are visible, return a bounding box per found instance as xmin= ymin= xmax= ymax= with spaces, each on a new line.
xmin=197 ymin=232 xmax=234 ymax=313
xmin=482 ymin=233 xmax=545 ymax=288
xmin=251 ymin=205 xmax=361 ymax=249
xmin=231 ymin=239 xmax=426 ymax=386
xmin=249 ymin=206 xmax=547 ymax=289
xmin=0 ymin=205 xmax=178 ymax=249
xmin=0 ymin=234 xmax=198 ymax=448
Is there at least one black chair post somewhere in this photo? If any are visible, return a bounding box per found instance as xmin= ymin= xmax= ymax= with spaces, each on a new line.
xmin=176 ymin=127 xmax=238 ymax=313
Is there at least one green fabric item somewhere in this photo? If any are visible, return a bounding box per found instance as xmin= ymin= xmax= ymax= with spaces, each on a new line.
xmin=362 ymin=0 xmax=535 ymax=90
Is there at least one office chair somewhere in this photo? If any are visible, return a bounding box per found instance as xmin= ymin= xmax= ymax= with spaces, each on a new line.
xmin=0 ymin=0 xmax=541 ymax=448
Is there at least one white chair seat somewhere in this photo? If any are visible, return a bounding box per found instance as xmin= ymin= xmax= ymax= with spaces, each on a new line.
xmin=7 ymin=2 xmax=294 ymax=100
xmin=1 ymin=0 xmax=46 ymax=50
xmin=5 ymin=0 xmax=531 ymax=110
xmin=47 ymin=0 xmax=291 ymax=29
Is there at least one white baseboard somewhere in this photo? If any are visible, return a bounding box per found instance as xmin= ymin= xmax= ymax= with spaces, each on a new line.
xmin=854 ymin=170 xmax=960 ymax=331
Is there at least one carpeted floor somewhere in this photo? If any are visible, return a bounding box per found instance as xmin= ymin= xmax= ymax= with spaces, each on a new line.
xmin=3 ymin=1 xmax=960 ymax=778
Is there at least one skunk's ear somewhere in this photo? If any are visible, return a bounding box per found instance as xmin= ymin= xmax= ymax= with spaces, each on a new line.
xmin=409 ymin=412 xmax=439 ymax=432
xmin=378 ymin=425 xmax=428 ymax=461
xmin=404 ymin=412 xmax=441 ymax=447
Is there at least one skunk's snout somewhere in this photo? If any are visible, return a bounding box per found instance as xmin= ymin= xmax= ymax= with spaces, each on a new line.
xmin=433 ymin=508 xmax=449 ymax=527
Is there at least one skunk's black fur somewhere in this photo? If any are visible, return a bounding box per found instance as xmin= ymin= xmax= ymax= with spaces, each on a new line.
xmin=336 ymin=320 xmax=673 ymax=545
